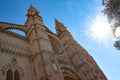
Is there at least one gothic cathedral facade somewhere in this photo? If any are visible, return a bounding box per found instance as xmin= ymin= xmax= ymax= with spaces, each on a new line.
xmin=0 ymin=6 xmax=107 ymax=80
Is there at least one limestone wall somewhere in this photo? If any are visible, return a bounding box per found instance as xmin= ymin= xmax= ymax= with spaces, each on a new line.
xmin=0 ymin=31 xmax=31 ymax=57
xmin=0 ymin=31 xmax=35 ymax=80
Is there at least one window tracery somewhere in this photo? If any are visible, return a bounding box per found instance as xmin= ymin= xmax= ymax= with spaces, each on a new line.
xmin=6 ymin=69 xmax=20 ymax=80
xmin=0 ymin=58 xmax=24 ymax=80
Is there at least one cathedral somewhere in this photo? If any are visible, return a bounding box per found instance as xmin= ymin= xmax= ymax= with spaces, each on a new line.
xmin=0 ymin=5 xmax=107 ymax=80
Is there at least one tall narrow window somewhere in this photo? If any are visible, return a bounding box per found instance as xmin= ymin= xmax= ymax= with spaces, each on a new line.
xmin=14 ymin=70 xmax=20 ymax=80
xmin=7 ymin=69 xmax=13 ymax=80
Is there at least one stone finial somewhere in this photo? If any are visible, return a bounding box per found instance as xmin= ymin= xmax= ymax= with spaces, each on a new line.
xmin=26 ymin=5 xmax=40 ymax=17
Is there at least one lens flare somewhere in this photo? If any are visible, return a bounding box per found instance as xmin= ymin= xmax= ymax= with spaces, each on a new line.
xmin=89 ymin=14 xmax=112 ymax=44
xmin=114 ymin=27 xmax=120 ymax=38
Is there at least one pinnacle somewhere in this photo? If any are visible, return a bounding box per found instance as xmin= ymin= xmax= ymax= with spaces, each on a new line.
xmin=26 ymin=5 xmax=40 ymax=17
xmin=55 ymin=18 xmax=63 ymax=27
xmin=55 ymin=18 xmax=60 ymax=24
xmin=29 ymin=4 xmax=37 ymax=11
xmin=30 ymin=4 xmax=33 ymax=8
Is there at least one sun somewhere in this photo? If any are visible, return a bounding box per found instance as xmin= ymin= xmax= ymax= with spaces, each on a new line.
xmin=89 ymin=14 xmax=112 ymax=44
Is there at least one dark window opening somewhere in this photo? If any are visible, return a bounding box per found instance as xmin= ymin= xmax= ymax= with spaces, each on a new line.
xmin=14 ymin=70 xmax=20 ymax=80
xmin=6 ymin=69 xmax=20 ymax=80
xmin=7 ymin=69 xmax=13 ymax=80
xmin=64 ymin=76 xmax=74 ymax=80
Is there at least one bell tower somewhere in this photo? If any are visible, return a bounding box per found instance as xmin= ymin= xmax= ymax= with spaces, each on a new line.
xmin=25 ymin=6 xmax=64 ymax=80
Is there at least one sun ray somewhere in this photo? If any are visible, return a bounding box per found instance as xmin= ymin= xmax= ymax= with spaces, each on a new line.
xmin=88 ymin=14 xmax=112 ymax=45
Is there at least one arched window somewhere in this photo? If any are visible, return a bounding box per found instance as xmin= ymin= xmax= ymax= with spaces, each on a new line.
xmin=6 ymin=69 xmax=20 ymax=80
xmin=7 ymin=69 xmax=13 ymax=80
xmin=14 ymin=70 xmax=20 ymax=80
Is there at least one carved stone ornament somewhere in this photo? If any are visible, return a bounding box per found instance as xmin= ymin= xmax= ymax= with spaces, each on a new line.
xmin=0 ymin=58 xmax=24 ymax=77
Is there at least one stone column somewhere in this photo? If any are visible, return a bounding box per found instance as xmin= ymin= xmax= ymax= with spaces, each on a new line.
xmin=35 ymin=27 xmax=64 ymax=80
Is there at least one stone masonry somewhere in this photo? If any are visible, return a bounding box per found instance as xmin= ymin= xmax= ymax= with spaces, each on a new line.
xmin=0 ymin=5 xmax=107 ymax=80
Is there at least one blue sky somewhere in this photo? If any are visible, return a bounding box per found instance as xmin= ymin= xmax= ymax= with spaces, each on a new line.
xmin=0 ymin=0 xmax=120 ymax=80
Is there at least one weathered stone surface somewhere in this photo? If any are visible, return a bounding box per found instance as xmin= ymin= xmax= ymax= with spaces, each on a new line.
xmin=0 ymin=5 xmax=107 ymax=80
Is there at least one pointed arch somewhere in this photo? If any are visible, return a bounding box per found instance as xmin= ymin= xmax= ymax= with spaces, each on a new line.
xmin=14 ymin=70 xmax=20 ymax=80
xmin=64 ymin=76 xmax=74 ymax=80
xmin=61 ymin=66 xmax=80 ymax=80
xmin=6 ymin=69 xmax=13 ymax=80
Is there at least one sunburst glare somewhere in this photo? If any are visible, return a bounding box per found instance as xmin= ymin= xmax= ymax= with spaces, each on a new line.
xmin=88 ymin=14 xmax=112 ymax=45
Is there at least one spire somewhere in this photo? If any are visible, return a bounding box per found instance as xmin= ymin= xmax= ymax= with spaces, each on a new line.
xmin=26 ymin=5 xmax=40 ymax=17
xmin=55 ymin=19 xmax=64 ymax=28
xmin=55 ymin=19 xmax=67 ymax=34
xmin=55 ymin=19 xmax=61 ymax=26
xmin=55 ymin=19 xmax=74 ymax=40
xmin=25 ymin=5 xmax=44 ymax=30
